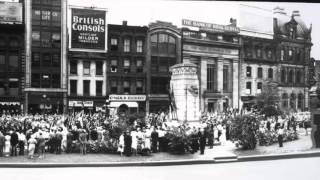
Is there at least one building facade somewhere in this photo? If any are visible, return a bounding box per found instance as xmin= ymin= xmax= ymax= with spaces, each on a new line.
xmin=24 ymin=0 xmax=68 ymax=114
xmin=107 ymin=22 xmax=148 ymax=114
xmin=181 ymin=20 xmax=241 ymax=113
xmin=274 ymin=8 xmax=312 ymax=111
xmin=0 ymin=0 xmax=24 ymax=115
xmin=146 ymin=21 xmax=182 ymax=113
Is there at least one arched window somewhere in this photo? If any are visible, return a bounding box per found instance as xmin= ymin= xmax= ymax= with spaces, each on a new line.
xmin=290 ymin=93 xmax=296 ymax=109
xmin=281 ymin=69 xmax=286 ymax=83
xmin=298 ymin=93 xmax=304 ymax=110
xmin=296 ymin=70 xmax=301 ymax=84
xmin=288 ymin=70 xmax=293 ymax=83
xmin=282 ymin=93 xmax=289 ymax=108
xmin=268 ymin=68 xmax=273 ymax=79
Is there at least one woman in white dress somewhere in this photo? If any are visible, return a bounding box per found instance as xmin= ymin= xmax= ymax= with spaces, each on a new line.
xmin=118 ymin=132 xmax=124 ymax=156
xmin=4 ymin=133 xmax=11 ymax=157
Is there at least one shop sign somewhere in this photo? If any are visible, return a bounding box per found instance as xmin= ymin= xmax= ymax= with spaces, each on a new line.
xmin=109 ymin=95 xmax=146 ymax=102
xmin=70 ymin=8 xmax=107 ymax=52
xmin=0 ymin=102 xmax=20 ymax=105
xmin=69 ymin=100 xmax=93 ymax=107
xmin=0 ymin=2 xmax=22 ymax=24
xmin=182 ymin=19 xmax=240 ymax=33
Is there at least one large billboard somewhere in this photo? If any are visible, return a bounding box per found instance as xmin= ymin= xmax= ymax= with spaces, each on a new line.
xmin=0 ymin=2 xmax=22 ymax=24
xmin=69 ymin=7 xmax=107 ymax=52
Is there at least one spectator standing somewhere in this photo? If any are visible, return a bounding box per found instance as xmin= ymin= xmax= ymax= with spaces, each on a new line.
xmin=18 ymin=131 xmax=26 ymax=155
xmin=79 ymin=129 xmax=88 ymax=155
xmin=10 ymin=130 xmax=19 ymax=156
xmin=28 ymin=135 xmax=37 ymax=159
xmin=151 ymin=126 xmax=159 ymax=153
xmin=278 ymin=127 xmax=284 ymax=147
xmin=0 ymin=131 xmax=5 ymax=157
xmin=4 ymin=133 xmax=11 ymax=157
xmin=124 ymin=130 xmax=132 ymax=156
xmin=198 ymin=128 xmax=206 ymax=155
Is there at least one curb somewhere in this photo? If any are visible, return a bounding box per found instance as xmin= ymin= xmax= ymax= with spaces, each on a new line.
xmin=0 ymin=150 xmax=319 ymax=168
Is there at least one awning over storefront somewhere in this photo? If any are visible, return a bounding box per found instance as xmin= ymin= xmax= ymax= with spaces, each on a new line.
xmin=108 ymin=102 xmax=138 ymax=108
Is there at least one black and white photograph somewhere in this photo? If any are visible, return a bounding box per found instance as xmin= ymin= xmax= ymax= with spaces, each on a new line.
xmin=0 ymin=0 xmax=320 ymax=179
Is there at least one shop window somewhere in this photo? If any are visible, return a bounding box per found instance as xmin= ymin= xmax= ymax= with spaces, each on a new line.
xmin=83 ymin=61 xmax=90 ymax=75
xmin=257 ymin=67 xmax=263 ymax=78
xmin=0 ymin=54 xmax=5 ymax=72
xmin=110 ymin=79 xmax=117 ymax=94
xmin=42 ymin=53 xmax=51 ymax=67
xmin=96 ymin=81 xmax=103 ymax=96
xmin=257 ymin=82 xmax=262 ymax=94
xmin=52 ymin=54 xmax=60 ymax=67
xmin=8 ymin=54 xmax=18 ymax=72
xmin=123 ymin=80 xmax=130 ymax=94
xmin=41 ymin=31 xmax=51 ymax=47
xmin=52 ymin=74 xmax=60 ymax=88
xmin=96 ymin=61 xmax=103 ymax=75
xmin=136 ymin=40 xmax=143 ymax=53
xmin=83 ymin=80 xmax=90 ymax=96
xmin=136 ymin=80 xmax=144 ymax=94
xmin=207 ymin=64 xmax=216 ymax=92
xmin=123 ymin=59 xmax=130 ymax=73
xmin=136 ymin=59 xmax=143 ymax=73
xmin=31 ymin=73 xmax=40 ymax=88
xmin=124 ymin=39 xmax=130 ymax=52
xmin=110 ymin=59 xmax=117 ymax=72
xmin=246 ymin=82 xmax=252 ymax=94
xmin=268 ymin=68 xmax=273 ymax=79
xmin=32 ymin=31 xmax=41 ymax=47
xmin=41 ymin=74 xmax=51 ymax=88
xmin=52 ymin=33 xmax=61 ymax=48
xmin=70 ymin=60 xmax=77 ymax=75
xmin=32 ymin=52 xmax=40 ymax=68
xmin=246 ymin=66 xmax=252 ymax=77
xmin=70 ymin=80 xmax=77 ymax=95
xmin=110 ymin=38 xmax=118 ymax=51
xmin=9 ymin=80 xmax=19 ymax=96
xmin=223 ymin=65 xmax=229 ymax=92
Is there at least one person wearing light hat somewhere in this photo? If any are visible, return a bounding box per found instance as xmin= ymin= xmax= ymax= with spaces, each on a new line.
xmin=198 ymin=128 xmax=206 ymax=155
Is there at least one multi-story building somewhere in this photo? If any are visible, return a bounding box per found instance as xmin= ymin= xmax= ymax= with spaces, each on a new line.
xmin=0 ymin=1 xmax=24 ymax=115
xmin=107 ymin=22 xmax=148 ymax=114
xmin=24 ymin=0 xmax=68 ymax=114
xmin=274 ymin=7 xmax=312 ymax=111
xmin=181 ymin=19 xmax=241 ymax=113
xmin=146 ymin=21 xmax=181 ymax=113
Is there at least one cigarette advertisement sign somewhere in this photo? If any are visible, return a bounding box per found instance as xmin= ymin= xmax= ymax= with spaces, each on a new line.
xmin=70 ymin=8 xmax=107 ymax=52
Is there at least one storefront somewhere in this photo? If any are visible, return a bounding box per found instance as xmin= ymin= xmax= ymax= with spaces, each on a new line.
xmin=0 ymin=102 xmax=22 ymax=115
xmin=68 ymin=98 xmax=106 ymax=114
xmin=108 ymin=95 xmax=146 ymax=116
xmin=27 ymin=92 xmax=64 ymax=115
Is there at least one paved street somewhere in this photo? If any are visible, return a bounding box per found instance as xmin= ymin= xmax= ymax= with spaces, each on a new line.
xmin=1 ymin=157 xmax=320 ymax=180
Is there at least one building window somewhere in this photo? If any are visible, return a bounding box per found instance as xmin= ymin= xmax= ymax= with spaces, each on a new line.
xmin=136 ymin=59 xmax=143 ymax=73
xmin=9 ymin=38 xmax=19 ymax=47
xmin=31 ymin=73 xmax=40 ymax=88
xmin=246 ymin=82 xmax=252 ymax=94
xmin=42 ymin=53 xmax=51 ymax=67
xmin=41 ymin=31 xmax=51 ymax=47
xmin=52 ymin=74 xmax=60 ymax=88
xmin=110 ymin=79 xmax=117 ymax=94
xmin=159 ymin=57 xmax=169 ymax=73
xmin=41 ymin=74 xmax=51 ymax=88
xmin=52 ymin=33 xmax=61 ymax=48
xmin=96 ymin=81 xmax=103 ymax=96
xmin=256 ymin=47 xmax=262 ymax=58
xmin=32 ymin=31 xmax=41 ymax=47
xmin=290 ymin=93 xmax=296 ymax=109
xmin=151 ymin=77 xmax=169 ymax=94
xmin=223 ymin=65 xmax=229 ymax=92
xmin=282 ymin=93 xmax=289 ymax=108
xmin=32 ymin=9 xmax=41 ymax=25
xmin=281 ymin=69 xmax=286 ymax=83
xmin=159 ymin=34 xmax=168 ymax=54
xmin=151 ymin=34 xmax=158 ymax=53
xmin=257 ymin=67 xmax=263 ymax=78
xmin=70 ymin=60 xmax=77 ymax=75
xmin=70 ymin=80 xmax=77 ymax=95
xmin=83 ymin=80 xmax=90 ymax=96
xmin=110 ymin=59 xmax=117 ymax=72
xmin=52 ymin=54 xmax=60 ymax=67
xmin=280 ymin=49 xmax=284 ymax=61
xmin=168 ymin=36 xmax=176 ymax=55
xmin=0 ymin=54 xmax=5 ymax=72
xmin=41 ymin=10 xmax=51 ymax=26
xmin=136 ymin=40 xmax=143 ymax=53
xmin=298 ymin=93 xmax=304 ymax=109
xmin=8 ymin=55 xmax=18 ymax=72
xmin=246 ymin=66 xmax=252 ymax=77
xmin=266 ymin=49 xmax=272 ymax=59
xmin=288 ymin=49 xmax=293 ymax=60
xmin=123 ymin=80 xmax=130 ymax=94
xmin=151 ymin=56 xmax=158 ymax=73
xmin=96 ymin=61 xmax=103 ymax=75
xmin=0 ymin=80 xmax=5 ymax=96
xmin=244 ymin=45 xmax=252 ymax=57
xmin=296 ymin=70 xmax=301 ymax=83
xmin=136 ymin=80 xmax=143 ymax=94
xmin=123 ymin=59 xmax=130 ymax=73
xmin=288 ymin=70 xmax=294 ymax=83
xmin=83 ymin=61 xmax=90 ymax=75
xmin=207 ymin=64 xmax=216 ymax=92
xmin=31 ymin=52 xmax=40 ymax=68
xmin=110 ymin=38 xmax=118 ymax=51
xmin=268 ymin=68 xmax=273 ymax=79
xmin=8 ymin=80 xmax=19 ymax=96
xmin=51 ymin=11 xmax=61 ymax=26
xmin=124 ymin=39 xmax=130 ymax=52
xmin=257 ymin=82 xmax=262 ymax=94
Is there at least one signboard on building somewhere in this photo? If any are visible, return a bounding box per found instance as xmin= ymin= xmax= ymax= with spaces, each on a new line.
xmin=109 ymin=95 xmax=146 ymax=101
xmin=68 ymin=100 xmax=93 ymax=107
xmin=0 ymin=2 xmax=22 ymax=24
xmin=69 ymin=7 xmax=107 ymax=52
xmin=182 ymin=19 xmax=240 ymax=33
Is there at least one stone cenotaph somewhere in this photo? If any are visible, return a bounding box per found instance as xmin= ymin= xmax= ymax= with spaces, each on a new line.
xmin=170 ymin=63 xmax=200 ymax=122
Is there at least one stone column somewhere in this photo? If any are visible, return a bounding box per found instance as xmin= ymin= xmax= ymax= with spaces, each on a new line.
xmin=217 ymin=57 xmax=224 ymax=112
xmin=24 ymin=0 xmax=32 ymax=114
xmin=232 ymin=59 xmax=239 ymax=109
xmin=200 ymin=58 xmax=207 ymax=112
xmin=61 ymin=0 xmax=68 ymax=114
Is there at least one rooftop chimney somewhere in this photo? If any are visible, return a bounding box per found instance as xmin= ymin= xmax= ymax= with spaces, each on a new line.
xmin=122 ymin=21 xmax=127 ymax=26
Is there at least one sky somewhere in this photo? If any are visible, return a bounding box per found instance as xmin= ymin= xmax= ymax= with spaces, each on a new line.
xmin=69 ymin=0 xmax=320 ymax=60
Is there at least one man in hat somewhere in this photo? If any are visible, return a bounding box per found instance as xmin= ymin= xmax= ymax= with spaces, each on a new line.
xmin=0 ymin=131 xmax=5 ymax=157
xmin=198 ymin=128 xmax=206 ymax=155
xmin=10 ymin=129 xmax=19 ymax=156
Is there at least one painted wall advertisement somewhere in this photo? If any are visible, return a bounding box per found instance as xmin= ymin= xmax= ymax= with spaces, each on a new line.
xmin=70 ymin=8 xmax=107 ymax=51
xmin=0 ymin=2 xmax=22 ymax=24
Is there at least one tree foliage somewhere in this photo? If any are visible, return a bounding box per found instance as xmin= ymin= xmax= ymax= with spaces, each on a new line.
xmin=256 ymin=81 xmax=282 ymax=117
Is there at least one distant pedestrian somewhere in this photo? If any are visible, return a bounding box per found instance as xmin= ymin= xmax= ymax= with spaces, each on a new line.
xmin=28 ymin=136 xmax=37 ymax=159
xmin=198 ymin=128 xmax=206 ymax=155
xmin=278 ymin=128 xmax=284 ymax=148
xmin=207 ymin=125 xmax=214 ymax=149
xmin=79 ymin=129 xmax=88 ymax=155
xmin=10 ymin=130 xmax=19 ymax=156
xmin=151 ymin=127 xmax=159 ymax=153
xmin=0 ymin=131 xmax=5 ymax=157
xmin=37 ymin=132 xmax=46 ymax=158
xmin=18 ymin=131 xmax=26 ymax=155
